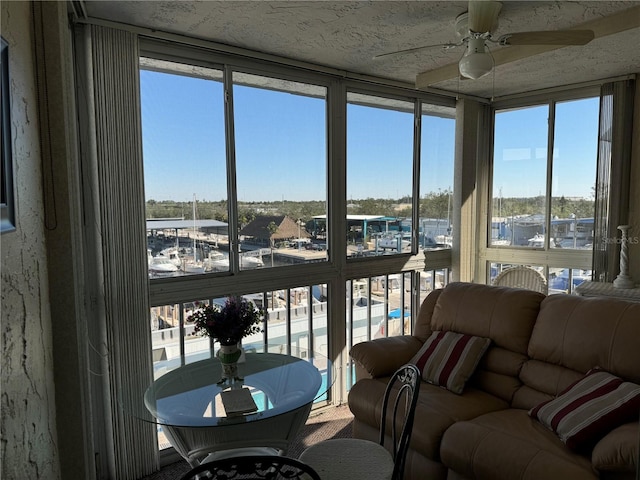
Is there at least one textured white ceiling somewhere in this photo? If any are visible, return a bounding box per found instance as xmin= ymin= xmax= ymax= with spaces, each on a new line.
xmin=84 ymin=1 xmax=640 ymax=98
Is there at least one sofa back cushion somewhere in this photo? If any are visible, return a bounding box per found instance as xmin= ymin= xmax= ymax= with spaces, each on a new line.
xmin=429 ymin=282 xmax=545 ymax=403
xmin=514 ymin=294 xmax=640 ymax=410
xmin=431 ymin=282 xmax=545 ymax=353
xmin=413 ymin=288 xmax=442 ymax=341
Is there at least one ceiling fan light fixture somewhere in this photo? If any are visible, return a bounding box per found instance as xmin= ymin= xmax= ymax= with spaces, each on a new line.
xmin=459 ymin=38 xmax=493 ymax=80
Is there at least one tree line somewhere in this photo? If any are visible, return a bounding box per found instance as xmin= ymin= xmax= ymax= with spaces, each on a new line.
xmin=494 ymin=195 xmax=594 ymax=219
xmin=146 ymin=190 xmax=593 ymax=226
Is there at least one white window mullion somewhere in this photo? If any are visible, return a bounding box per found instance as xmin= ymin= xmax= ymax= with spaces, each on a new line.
xmin=327 ymin=78 xmax=348 ymax=405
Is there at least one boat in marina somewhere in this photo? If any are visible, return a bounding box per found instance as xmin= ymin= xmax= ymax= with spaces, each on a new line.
xmin=240 ymin=251 xmax=264 ymax=269
xmin=149 ymin=256 xmax=180 ymax=277
xmin=182 ymin=194 xmax=206 ymax=274
xmin=527 ymin=233 xmax=545 ymax=248
xmin=204 ymin=250 xmax=229 ymax=272
xmin=158 ymin=247 xmax=182 ymax=267
xmin=183 ymin=259 xmax=205 ymax=274
xmin=376 ymin=233 xmax=411 ymax=251
xmin=181 ymin=240 xmax=208 ymax=273
xmin=202 ymin=249 xmax=265 ymax=271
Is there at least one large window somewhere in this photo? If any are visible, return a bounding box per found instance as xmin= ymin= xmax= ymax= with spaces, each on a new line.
xmin=490 ymin=98 xmax=598 ymax=250
xmin=344 ymin=93 xmax=455 ymax=257
xmin=142 ymin=62 xmax=454 ymax=276
xmin=139 ymin=46 xmax=456 ymax=456
xmin=141 ymin=63 xmax=329 ymax=276
xmin=485 ymin=93 xmax=599 ymax=290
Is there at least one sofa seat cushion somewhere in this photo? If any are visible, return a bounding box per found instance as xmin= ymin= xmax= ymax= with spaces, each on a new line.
xmin=440 ymin=409 xmax=597 ymax=480
xmin=348 ymin=377 xmax=508 ymax=460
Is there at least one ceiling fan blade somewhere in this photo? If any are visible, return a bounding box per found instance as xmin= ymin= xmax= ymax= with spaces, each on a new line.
xmin=415 ymin=63 xmax=463 ymax=87
xmin=499 ymin=30 xmax=594 ymax=46
xmin=373 ymin=42 xmax=460 ymax=60
xmin=468 ymin=0 xmax=502 ymax=33
xmin=416 ymin=4 xmax=640 ymax=89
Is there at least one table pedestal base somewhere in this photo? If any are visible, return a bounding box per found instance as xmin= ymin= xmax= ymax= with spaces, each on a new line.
xmin=163 ymin=402 xmax=313 ymax=467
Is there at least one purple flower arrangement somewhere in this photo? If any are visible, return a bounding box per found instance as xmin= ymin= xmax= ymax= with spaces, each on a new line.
xmin=187 ymin=296 xmax=263 ymax=346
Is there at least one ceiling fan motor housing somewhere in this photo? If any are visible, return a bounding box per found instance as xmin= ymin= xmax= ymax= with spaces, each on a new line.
xmin=455 ymin=9 xmax=499 ymax=39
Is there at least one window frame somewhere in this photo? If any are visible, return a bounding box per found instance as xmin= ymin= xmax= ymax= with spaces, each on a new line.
xmin=138 ymin=41 xmax=457 ymax=449
xmin=140 ymin=39 xmax=456 ymax=306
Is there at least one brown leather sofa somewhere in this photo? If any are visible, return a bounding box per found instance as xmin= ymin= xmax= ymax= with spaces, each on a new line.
xmin=348 ymin=282 xmax=640 ymax=480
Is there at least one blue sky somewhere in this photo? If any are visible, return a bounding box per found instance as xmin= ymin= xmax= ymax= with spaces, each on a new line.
xmin=141 ymin=71 xmax=226 ymax=203
xmin=140 ymin=69 xmax=455 ymax=204
xmin=493 ymin=97 xmax=599 ymax=199
xmin=233 ymin=84 xmax=327 ymax=203
xmin=140 ymin=69 xmax=597 ymax=203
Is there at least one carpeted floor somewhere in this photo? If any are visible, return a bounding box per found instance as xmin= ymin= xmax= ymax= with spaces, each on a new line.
xmin=141 ymin=404 xmax=354 ymax=480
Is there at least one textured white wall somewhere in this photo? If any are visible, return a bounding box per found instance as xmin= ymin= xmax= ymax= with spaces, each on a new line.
xmin=0 ymin=2 xmax=60 ymax=479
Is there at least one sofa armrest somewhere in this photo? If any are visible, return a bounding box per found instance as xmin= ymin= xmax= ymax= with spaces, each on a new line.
xmin=350 ymin=335 xmax=424 ymax=381
xmin=592 ymin=422 xmax=639 ymax=474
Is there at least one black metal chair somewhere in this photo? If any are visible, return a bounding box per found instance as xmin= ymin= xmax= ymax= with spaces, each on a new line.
xmin=179 ymin=454 xmax=321 ymax=480
xmin=299 ymin=364 xmax=421 ymax=480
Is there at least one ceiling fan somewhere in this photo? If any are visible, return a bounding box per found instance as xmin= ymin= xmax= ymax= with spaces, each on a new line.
xmin=374 ymin=1 xmax=595 ymax=84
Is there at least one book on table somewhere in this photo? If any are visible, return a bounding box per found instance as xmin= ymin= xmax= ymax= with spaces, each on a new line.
xmin=220 ymin=387 xmax=258 ymax=416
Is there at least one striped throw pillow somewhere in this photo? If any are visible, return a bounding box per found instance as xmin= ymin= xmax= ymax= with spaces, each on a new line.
xmin=410 ymin=331 xmax=491 ymax=394
xmin=529 ymin=369 xmax=640 ymax=451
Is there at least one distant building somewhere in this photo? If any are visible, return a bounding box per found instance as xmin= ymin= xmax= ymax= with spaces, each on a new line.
xmin=240 ymin=215 xmax=311 ymax=247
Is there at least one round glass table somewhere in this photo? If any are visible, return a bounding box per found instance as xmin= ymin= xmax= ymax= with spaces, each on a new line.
xmin=135 ymin=346 xmax=333 ymax=467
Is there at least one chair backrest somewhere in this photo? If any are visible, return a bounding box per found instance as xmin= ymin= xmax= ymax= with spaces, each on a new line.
xmin=492 ymin=265 xmax=548 ymax=294
xmin=379 ymin=364 xmax=421 ymax=480
xmin=179 ymin=455 xmax=321 ymax=480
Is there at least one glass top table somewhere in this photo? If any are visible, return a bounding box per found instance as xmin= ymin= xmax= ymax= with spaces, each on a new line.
xmin=131 ymin=345 xmax=334 ymax=466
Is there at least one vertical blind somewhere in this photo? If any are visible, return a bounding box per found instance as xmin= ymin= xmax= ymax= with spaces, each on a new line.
xmin=82 ymin=25 xmax=158 ymax=479
xmin=592 ymin=80 xmax=635 ymax=282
